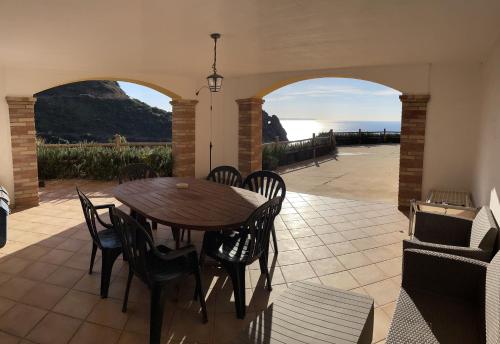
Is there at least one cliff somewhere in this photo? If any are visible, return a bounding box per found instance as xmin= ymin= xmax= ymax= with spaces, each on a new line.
xmin=34 ymin=80 xmax=287 ymax=143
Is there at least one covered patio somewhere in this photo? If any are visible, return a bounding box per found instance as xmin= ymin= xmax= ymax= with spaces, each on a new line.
xmin=0 ymin=180 xmax=407 ymax=343
xmin=1 ymin=1 xmax=500 ymax=343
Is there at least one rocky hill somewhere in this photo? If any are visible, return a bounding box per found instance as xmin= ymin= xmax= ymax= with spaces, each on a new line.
xmin=34 ymin=80 xmax=287 ymax=143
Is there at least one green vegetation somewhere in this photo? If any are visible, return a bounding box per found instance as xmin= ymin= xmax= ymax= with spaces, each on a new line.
xmin=37 ymin=142 xmax=172 ymax=180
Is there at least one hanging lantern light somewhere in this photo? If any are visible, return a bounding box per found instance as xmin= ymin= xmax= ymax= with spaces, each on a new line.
xmin=207 ymin=33 xmax=223 ymax=92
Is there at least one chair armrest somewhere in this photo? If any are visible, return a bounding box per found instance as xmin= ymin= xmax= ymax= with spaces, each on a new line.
xmin=414 ymin=211 xmax=472 ymax=245
xmin=152 ymin=244 xmax=197 ymax=262
xmin=94 ymin=204 xmax=115 ymax=229
xmin=402 ymin=248 xmax=487 ymax=302
xmin=403 ymin=239 xmax=491 ymax=262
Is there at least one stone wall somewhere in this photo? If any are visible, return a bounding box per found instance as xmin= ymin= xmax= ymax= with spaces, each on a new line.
xmin=171 ymin=99 xmax=197 ymax=177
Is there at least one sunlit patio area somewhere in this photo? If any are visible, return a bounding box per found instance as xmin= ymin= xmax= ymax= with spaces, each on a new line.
xmin=0 ymin=180 xmax=407 ymax=343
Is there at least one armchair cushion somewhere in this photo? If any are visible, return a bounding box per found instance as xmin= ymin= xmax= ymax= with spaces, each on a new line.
xmin=470 ymin=206 xmax=498 ymax=251
xmin=403 ymin=238 xmax=492 ymax=262
xmin=414 ymin=211 xmax=472 ymax=246
xmin=486 ymin=252 xmax=500 ymax=344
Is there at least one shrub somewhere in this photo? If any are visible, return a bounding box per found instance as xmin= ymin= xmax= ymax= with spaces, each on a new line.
xmin=37 ymin=144 xmax=172 ymax=180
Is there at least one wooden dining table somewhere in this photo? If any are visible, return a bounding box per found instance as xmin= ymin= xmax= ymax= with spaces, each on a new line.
xmin=113 ymin=177 xmax=268 ymax=247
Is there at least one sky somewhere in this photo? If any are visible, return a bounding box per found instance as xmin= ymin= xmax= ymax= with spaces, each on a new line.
xmin=118 ymin=78 xmax=401 ymax=121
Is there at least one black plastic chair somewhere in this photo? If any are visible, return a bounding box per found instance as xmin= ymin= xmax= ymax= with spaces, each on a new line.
xmin=77 ymin=188 xmax=122 ymax=298
xmin=206 ymin=165 xmax=243 ymax=187
xmin=242 ymin=170 xmax=286 ymax=254
xmin=202 ymin=197 xmax=282 ymax=319
xmin=119 ymin=163 xmax=159 ymax=230
xmin=111 ymin=208 xmax=208 ymax=344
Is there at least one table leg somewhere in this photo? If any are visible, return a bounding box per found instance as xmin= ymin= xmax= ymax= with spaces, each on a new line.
xmin=171 ymin=227 xmax=180 ymax=249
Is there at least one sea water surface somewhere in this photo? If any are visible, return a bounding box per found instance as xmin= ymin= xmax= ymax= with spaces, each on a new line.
xmin=280 ymin=120 xmax=401 ymax=140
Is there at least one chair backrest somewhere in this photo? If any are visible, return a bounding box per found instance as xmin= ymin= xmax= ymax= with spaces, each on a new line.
xmin=470 ymin=207 xmax=498 ymax=254
xmin=242 ymin=170 xmax=286 ymax=207
xmin=118 ymin=163 xmax=158 ymax=184
xmin=241 ymin=197 xmax=282 ymax=262
xmin=206 ymin=165 xmax=242 ymax=187
xmin=111 ymin=207 xmax=155 ymax=286
xmin=486 ymin=250 xmax=500 ymax=344
xmin=76 ymin=188 xmax=103 ymax=248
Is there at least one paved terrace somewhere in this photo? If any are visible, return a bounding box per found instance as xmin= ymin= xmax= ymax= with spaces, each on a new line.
xmin=0 ymin=180 xmax=409 ymax=344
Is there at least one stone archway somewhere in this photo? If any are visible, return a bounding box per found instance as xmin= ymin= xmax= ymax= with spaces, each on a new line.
xmin=237 ymin=79 xmax=430 ymax=209
xmin=6 ymin=80 xmax=197 ymax=208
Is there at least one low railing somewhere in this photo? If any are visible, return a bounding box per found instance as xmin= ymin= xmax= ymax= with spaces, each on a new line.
xmin=262 ymin=129 xmax=400 ymax=169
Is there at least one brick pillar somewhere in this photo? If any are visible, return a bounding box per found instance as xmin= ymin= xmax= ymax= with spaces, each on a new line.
xmin=237 ymin=98 xmax=263 ymax=176
xmin=6 ymin=96 xmax=39 ymax=208
xmin=170 ymin=99 xmax=197 ymax=177
xmin=398 ymin=94 xmax=430 ymax=210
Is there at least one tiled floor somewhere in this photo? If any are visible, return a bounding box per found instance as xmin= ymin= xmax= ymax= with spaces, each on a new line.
xmin=0 ymin=180 xmax=409 ymax=343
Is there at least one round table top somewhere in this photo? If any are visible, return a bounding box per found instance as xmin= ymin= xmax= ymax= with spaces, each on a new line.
xmin=113 ymin=177 xmax=269 ymax=230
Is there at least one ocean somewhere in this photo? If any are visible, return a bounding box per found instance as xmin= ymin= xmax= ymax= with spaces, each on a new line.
xmin=280 ymin=120 xmax=401 ymax=141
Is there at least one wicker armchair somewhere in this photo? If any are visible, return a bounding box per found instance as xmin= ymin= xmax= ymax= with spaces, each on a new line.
xmin=386 ymin=248 xmax=500 ymax=344
xmin=404 ymin=206 xmax=498 ymax=262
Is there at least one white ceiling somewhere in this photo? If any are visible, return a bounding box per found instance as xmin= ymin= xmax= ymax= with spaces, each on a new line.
xmin=1 ymin=0 xmax=499 ymax=77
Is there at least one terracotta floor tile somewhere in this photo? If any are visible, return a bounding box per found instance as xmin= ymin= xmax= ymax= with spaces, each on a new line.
xmin=319 ymin=271 xmax=359 ymax=290
xmin=309 ymin=257 xmax=345 ymax=276
xmin=0 ymin=330 xmax=20 ymax=344
xmin=0 ymin=257 xmax=32 ymax=275
xmin=45 ymin=266 xmax=86 ymax=288
xmin=118 ymin=331 xmax=149 ymax=344
xmin=22 ymin=283 xmax=68 ymax=310
xmin=373 ymin=308 xmax=392 ymax=343
xmin=337 ymin=252 xmax=372 ymax=269
xmin=289 ymin=227 xmax=316 ymax=238
xmin=53 ymin=290 xmax=100 ymax=319
xmin=20 ymin=262 xmax=59 ymax=281
xmin=27 ymin=312 xmax=81 ymax=344
xmin=39 ymin=249 xmax=74 ymax=265
xmin=275 ymin=239 xmax=299 ymax=252
xmin=295 ymin=235 xmax=324 ymax=249
xmin=349 ymin=264 xmax=388 ymax=286
xmin=277 ymin=250 xmax=307 ymax=266
xmin=364 ymin=279 xmax=401 ymax=306
xmin=87 ymin=299 xmax=129 ymax=330
xmin=69 ymin=322 xmax=121 ymax=344
xmin=0 ymin=277 xmax=37 ymax=301
xmin=376 ymin=257 xmax=403 ymax=277
xmin=301 ymin=245 xmax=333 ymax=261
xmin=0 ymin=304 xmax=47 ymax=337
xmin=0 ymin=297 xmax=16 ymax=317
xmin=280 ymin=262 xmax=316 ymax=283
xmin=318 ymin=232 xmax=346 ymax=245
xmin=327 ymin=241 xmax=358 ymax=256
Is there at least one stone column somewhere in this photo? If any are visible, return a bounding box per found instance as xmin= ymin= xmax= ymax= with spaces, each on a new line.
xmin=6 ymin=96 xmax=39 ymax=208
xmin=398 ymin=94 xmax=430 ymax=210
xmin=237 ymin=98 xmax=263 ymax=176
xmin=170 ymin=99 xmax=197 ymax=177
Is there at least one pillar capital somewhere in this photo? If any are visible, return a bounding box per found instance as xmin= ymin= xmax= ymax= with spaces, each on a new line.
xmin=236 ymin=97 xmax=264 ymax=106
xmin=399 ymin=94 xmax=430 ymax=104
xmin=170 ymin=99 xmax=199 ymax=108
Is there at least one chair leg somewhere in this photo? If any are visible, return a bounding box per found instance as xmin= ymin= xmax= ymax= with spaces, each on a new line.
xmin=89 ymin=242 xmax=97 ymax=274
xmin=122 ymin=267 xmax=134 ymax=313
xmin=259 ymin=254 xmax=273 ymax=291
xmin=152 ymin=221 xmax=158 ymax=230
xmin=194 ymin=263 xmax=208 ymax=323
xmin=100 ymin=248 xmax=121 ymax=298
xmin=187 ymin=230 xmax=191 ymax=243
xmin=227 ymin=263 xmax=247 ymax=319
xmin=150 ymin=284 xmax=167 ymax=344
xmin=271 ymin=224 xmax=278 ymax=254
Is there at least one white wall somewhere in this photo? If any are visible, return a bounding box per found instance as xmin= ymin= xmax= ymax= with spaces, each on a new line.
xmin=473 ymin=39 xmax=500 ymax=217
xmin=0 ymin=66 xmax=15 ymax=199
xmin=422 ymin=62 xmax=482 ymax=196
